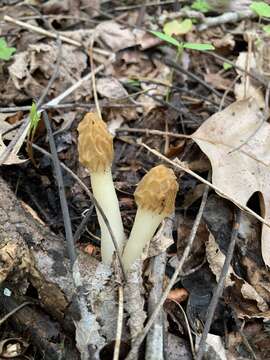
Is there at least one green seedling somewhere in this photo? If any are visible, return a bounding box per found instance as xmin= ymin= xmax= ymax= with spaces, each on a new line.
xmin=0 ymin=38 xmax=16 ymax=61
xmin=223 ymin=62 xmax=233 ymax=70
xmin=27 ymin=101 xmax=41 ymax=165
xmin=263 ymin=24 xmax=270 ymax=33
xmin=151 ymin=29 xmax=214 ymax=101
xmin=151 ymin=30 xmax=215 ymax=52
xmin=191 ymin=0 xmax=212 ymax=12
xmin=163 ymin=19 xmax=193 ymax=36
xmin=250 ymin=1 xmax=270 ymax=17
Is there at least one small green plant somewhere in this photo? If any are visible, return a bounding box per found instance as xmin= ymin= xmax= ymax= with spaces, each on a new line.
xmin=0 ymin=38 xmax=16 ymax=61
xmin=163 ymin=19 xmax=193 ymax=36
xmin=223 ymin=62 xmax=233 ymax=70
xmin=263 ymin=24 xmax=270 ymax=33
xmin=250 ymin=1 xmax=270 ymax=17
xmin=151 ymin=30 xmax=215 ymax=51
xmin=27 ymin=101 xmax=41 ymax=164
xmin=191 ymin=0 xmax=212 ymax=12
xmin=29 ymin=101 xmax=41 ymax=136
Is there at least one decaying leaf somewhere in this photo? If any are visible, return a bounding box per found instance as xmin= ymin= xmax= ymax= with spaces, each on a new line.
xmin=96 ymin=77 xmax=129 ymax=100
xmin=8 ymin=43 xmax=88 ymax=102
xmin=96 ymin=21 xmax=145 ymax=52
xmin=192 ymin=98 xmax=270 ymax=266
xmin=234 ymin=52 xmax=264 ymax=108
xmin=206 ymin=232 xmax=268 ymax=312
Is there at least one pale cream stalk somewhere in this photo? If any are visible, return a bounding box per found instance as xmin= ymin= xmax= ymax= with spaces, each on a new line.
xmin=91 ymin=169 xmax=125 ymax=264
xmin=122 ymin=208 xmax=164 ymax=272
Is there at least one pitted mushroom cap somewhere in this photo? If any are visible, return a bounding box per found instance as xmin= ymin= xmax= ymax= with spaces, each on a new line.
xmin=78 ymin=112 xmax=113 ymax=172
xmin=134 ymin=165 xmax=179 ymax=215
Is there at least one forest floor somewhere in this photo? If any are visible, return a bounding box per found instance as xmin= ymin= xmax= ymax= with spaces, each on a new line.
xmin=1 ymin=1 xmax=270 ymax=359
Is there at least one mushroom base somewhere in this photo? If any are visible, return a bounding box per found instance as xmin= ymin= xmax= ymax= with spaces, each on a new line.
xmin=122 ymin=208 xmax=164 ymax=272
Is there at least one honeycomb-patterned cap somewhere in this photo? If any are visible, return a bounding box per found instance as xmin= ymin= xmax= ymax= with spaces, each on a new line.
xmin=134 ymin=165 xmax=179 ymax=215
xmin=77 ymin=112 xmax=114 ymax=172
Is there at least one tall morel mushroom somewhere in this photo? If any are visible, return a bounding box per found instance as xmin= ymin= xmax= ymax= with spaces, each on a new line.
xmin=77 ymin=112 xmax=125 ymax=265
xmin=122 ymin=164 xmax=178 ymax=272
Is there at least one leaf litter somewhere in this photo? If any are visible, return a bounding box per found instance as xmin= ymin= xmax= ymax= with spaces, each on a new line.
xmin=1 ymin=1 xmax=270 ymax=359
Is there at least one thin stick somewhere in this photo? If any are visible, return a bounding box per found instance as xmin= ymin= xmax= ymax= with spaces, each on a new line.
xmin=196 ymin=209 xmax=241 ymax=360
xmin=117 ymin=127 xmax=192 ymax=139
xmin=89 ymin=33 xmax=102 ymax=119
xmin=169 ymin=299 xmax=195 ymax=358
xmin=125 ymin=179 xmax=209 ymax=360
xmin=0 ymin=301 xmax=34 ymax=326
xmin=113 ymin=286 xmax=124 ymax=360
xmin=4 ymin=15 xmax=82 ymax=47
xmin=139 ymin=142 xmax=270 ymax=229
xmin=43 ymin=111 xmax=77 ymax=266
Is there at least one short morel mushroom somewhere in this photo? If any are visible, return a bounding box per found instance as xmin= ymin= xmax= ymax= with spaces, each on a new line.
xmin=77 ymin=112 xmax=125 ymax=265
xmin=122 ymin=165 xmax=178 ymax=272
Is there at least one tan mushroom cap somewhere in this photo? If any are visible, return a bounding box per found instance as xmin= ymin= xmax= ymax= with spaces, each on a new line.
xmin=134 ymin=165 xmax=179 ymax=215
xmin=77 ymin=112 xmax=114 ymax=172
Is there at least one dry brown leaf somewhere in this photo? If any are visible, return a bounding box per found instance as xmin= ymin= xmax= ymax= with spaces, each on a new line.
xmin=206 ymin=232 xmax=268 ymax=312
xmin=96 ymin=21 xmax=145 ymax=52
xmin=204 ymin=73 xmax=232 ymax=91
xmin=96 ymin=77 xmax=129 ymax=99
xmin=234 ymin=52 xmax=265 ymax=108
xmin=192 ymin=98 xmax=270 ymax=266
xmin=9 ymin=43 xmax=88 ymax=101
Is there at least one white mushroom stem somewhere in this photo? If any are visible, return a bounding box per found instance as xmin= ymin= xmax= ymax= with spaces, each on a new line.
xmin=91 ymin=169 xmax=125 ymax=265
xmin=122 ymin=207 xmax=164 ymax=272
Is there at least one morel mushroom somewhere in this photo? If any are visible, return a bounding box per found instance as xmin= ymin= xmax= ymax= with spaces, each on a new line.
xmin=122 ymin=165 xmax=178 ymax=272
xmin=78 ymin=112 xmax=125 ymax=265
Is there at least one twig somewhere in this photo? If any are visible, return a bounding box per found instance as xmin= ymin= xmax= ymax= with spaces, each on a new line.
xmin=4 ymin=15 xmax=110 ymax=57
xmin=203 ymin=51 xmax=267 ymax=86
xmin=196 ymin=209 xmax=241 ymax=360
xmin=0 ymin=301 xmax=34 ymax=326
xmin=43 ymin=111 xmax=77 ymax=266
xmin=163 ymin=57 xmax=225 ymax=100
xmin=4 ymin=15 xmax=82 ymax=47
xmin=125 ymin=179 xmax=210 ymax=360
xmin=138 ymin=142 xmax=270 ymax=229
xmin=113 ymin=286 xmax=124 ymax=360
xmin=169 ymin=299 xmax=195 ymax=358
xmin=145 ymin=252 xmax=166 ymax=360
xmin=146 ymin=217 xmax=174 ymax=360
xmin=230 ymin=308 xmax=257 ymax=360
xmin=0 ymin=102 xmax=139 ymax=114
xmin=89 ymin=32 xmax=102 ymax=119
xmin=197 ymin=10 xmax=255 ymax=32
xmin=74 ymin=206 xmax=94 ymax=243
xmin=117 ymin=127 xmax=192 ymax=139
xmin=113 ymin=0 xmax=177 ymax=11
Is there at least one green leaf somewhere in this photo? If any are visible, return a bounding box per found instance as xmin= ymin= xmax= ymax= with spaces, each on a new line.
xmin=191 ymin=0 xmax=212 ymax=12
xmin=183 ymin=42 xmax=215 ymax=51
xmin=29 ymin=101 xmax=41 ymax=134
xmin=163 ymin=19 xmax=193 ymax=36
xmin=263 ymin=24 xmax=270 ymax=33
xmin=0 ymin=38 xmax=16 ymax=61
xmin=150 ymin=31 xmax=181 ymax=48
xmin=250 ymin=1 xmax=270 ymax=17
xmin=223 ymin=62 xmax=233 ymax=70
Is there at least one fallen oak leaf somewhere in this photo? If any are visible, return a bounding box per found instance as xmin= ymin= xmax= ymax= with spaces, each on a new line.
xmin=191 ymin=98 xmax=270 ymax=266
